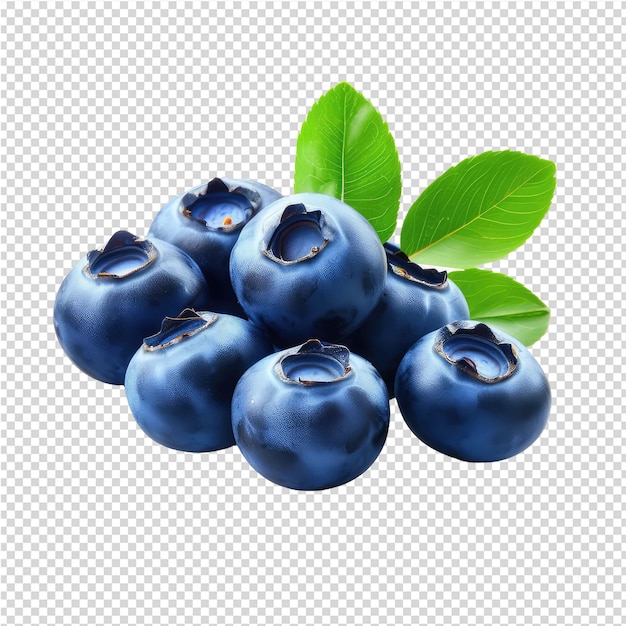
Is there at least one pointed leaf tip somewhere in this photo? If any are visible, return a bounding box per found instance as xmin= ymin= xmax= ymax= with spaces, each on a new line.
xmin=401 ymin=151 xmax=557 ymax=267
xmin=449 ymin=268 xmax=551 ymax=345
xmin=294 ymin=82 xmax=401 ymax=242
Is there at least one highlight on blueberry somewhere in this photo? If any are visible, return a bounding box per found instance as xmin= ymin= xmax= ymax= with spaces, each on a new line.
xmin=232 ymin=339 xmax=390 ymax=490
xmin=395 ymin=320 xmax=551 ymax=462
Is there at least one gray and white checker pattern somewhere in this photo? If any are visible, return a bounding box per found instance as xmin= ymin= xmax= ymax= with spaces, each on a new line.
xmin=2 ymin=3 xmax=623 ymax=625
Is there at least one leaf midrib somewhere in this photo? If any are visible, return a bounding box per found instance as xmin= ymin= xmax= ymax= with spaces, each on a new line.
xmin=340 ymin=89 xmax=347 ymax=202
xmin=475 ymin=309 xmax=550 ymax=322
xmin=413 ymin=162 xmax=553 ymax=258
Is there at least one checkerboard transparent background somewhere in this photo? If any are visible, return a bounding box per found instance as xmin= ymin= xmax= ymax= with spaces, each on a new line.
xmin=2 ymin=3 xmax=623 ymax=625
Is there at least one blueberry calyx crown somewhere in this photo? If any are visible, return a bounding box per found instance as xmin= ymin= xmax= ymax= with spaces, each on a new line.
xmin=85 ymin=230 xmax=157 ymax=279
xmin=143 ymin=309 xmax=217 ymax=351
xmin=180 ymin=177 xmax=259 ymax=232
xmin=264 ymin=204 xmax=330 ymax=265
xmin=275 ymin=339 xmax=352 ymax=385
xmin=434 ymin=321 xmax=518 ymax=383
xmin=383 ymin=243 xmax=448 ymax=289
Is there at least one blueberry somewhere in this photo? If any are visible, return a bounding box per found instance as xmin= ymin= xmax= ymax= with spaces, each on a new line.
xmin=229 ymin=194 xmax=388 ymax=347
xmin=232 ymin=339 xmax=390 ymax=490
xmin=54 ymin=230 xmax=210 ymax=384
xmin=395 ymin=321 xmax=551 ymax=462
xmin=345 ymin=243 xmax=469 ymax=395
xmin=147 ymin=177 xmax=282 ymax=316
xmin=124 ymin=309 xmax=273 ymax=452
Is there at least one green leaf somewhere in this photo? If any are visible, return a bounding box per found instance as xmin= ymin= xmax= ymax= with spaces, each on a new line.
xmin=294 ymin=82 xmax=402 ymax=242
xmin=400 ymin=151 xmax=556 ymax=268
xmin=448 ymin=268 xmax=550 ymax=345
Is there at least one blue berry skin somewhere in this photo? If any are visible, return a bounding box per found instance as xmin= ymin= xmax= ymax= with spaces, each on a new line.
xmin=232 ymin=340 xmax=390 ymax=491
xmin=345 ymin=243 xmax=469 ymax=396
xmin=147 ymin=177 xmax=282 ymax=316
xmin=53 ymin=231 xmax=210 ymax=385
xmin=395 ymin=321 xmax=551 ymax=462
xmin=229 ymin=193 xmax=388 ymax=347
xmin=124 ymin=309 xmax=273 ymax=452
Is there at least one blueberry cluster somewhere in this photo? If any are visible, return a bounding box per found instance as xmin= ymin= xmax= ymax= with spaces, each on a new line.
xmin=54 ymin=177 xmax=551 ymax=490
